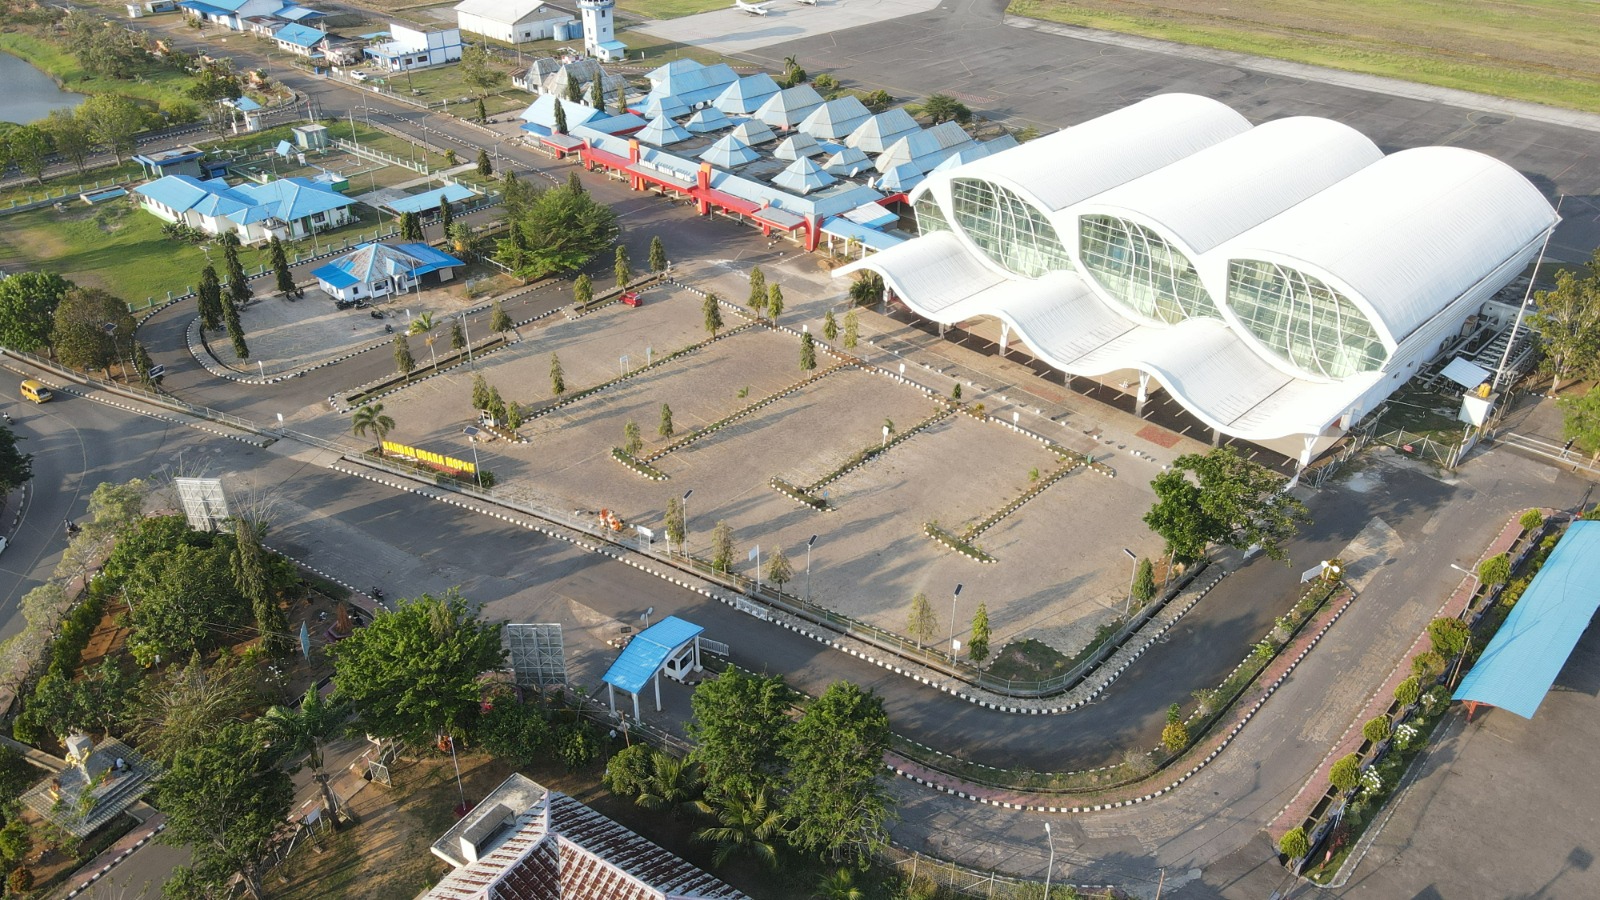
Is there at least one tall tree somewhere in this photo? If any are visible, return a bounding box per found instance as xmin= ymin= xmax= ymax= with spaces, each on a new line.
xmin=458 ymin=45 xmax=503 ymax=98
xmin=220 ymin=232 xmax=251 ymax=308
xmin=1144 ymin=446 xmax=1309 ymax=563
xmin=490 ymin=299 xmax=512 ymax=332
xmin=6 ymin=126 xmax=51 ymax=185
xmin=261 ymin=686 xmax=353 ymax=826
xmin=566 ymin=170 xmax=585 ymax=195
xmin=968 ymin=602 xmax=991 ymax=662
xmin=439 ymin=195 xmax=455 ymax=236
xmin=549 ymin=353 xmax=565 ymax=395
xmin=782 ymin=682 xmax=894 ymax=867
xmin=799 ymin=331 xmax=817 ymax=371
xmin=905 ymin=592 xmax=937 ymax=649
xmin=704 ymin=292 xmax=724 ymax=337
xmin=398 ymin=210 xmax=423 ymax=242
xmin=665 ymin=496 xmax=685 ymax=552
xmin=476 ymin=97 xmax=488 ymax=124
xmin=658 ymin=402 xmax=674 ymax=438
xmin=687 ymin=669 xmax=792 ymax=801
xmin=766 ymin=545 xmax=793 ymax=589
xmin=710 ymin=520 xmax=734 ymax=572
xmin=0 ymin=427 xmax=33 ymax=494
xmin=476 ymin=148 xmax=492 ymax=176
xmin=0 ymin=271 xmax=72 ymax=353
xmin=268 ymin=236 xmax=295 ymax=296
xmin=623 ymin=420 xmax=643 ymax=455
xmin=450 ymin=318 xmax=466 ymax=351
xmin=748 ymin=265 xmax=766 ymax=315
xmin=843 ymin=309 xmax=859 ymax=350
xmin=329 ymin=591 xmax=505 ymax=747
xmin=766 ymin=283 xmax=784 ymax=322
xmin=554 ymin=99 xmax=569 ymax=135
xmin=393 ymin=333 xmax=416 ymax=378
xmin=1132 ymin=558 xmax=1156 ymax=606
xmin=649 ymin=234 xmax=668 ymax=273
xmin=222 ymin=296 xmax=249 ymax=360
xmin=1529 ymin=252 xmax=1600 ymax=393
xmin=495 ymin=181 xmax=619 ymax=280
xmin=43 ymin=109 xmax=92 ymax=175
xmin=590 ymin=73 xmax=605 ymax=110
xmin=124 ymin=543 xmax=249 ymax=666
xmin=77 ymin=94 xmax=144 ymax=164
xmin=351 ymin=402 xmax=395 ymax=452
xmin=231 ymin=516 xmax=287 ymax=656
xmin=573 ymin=273 xmax=593 ymax=307
xmin=196 ymin=265 xmax=224 ymax=332
xmin=615 ymin=244 xmax=632 ymax=291
xmin=158 ymin=722 xmax=292 ymax=900
xmin=823 ymin=309 xmax=838 ymax=343
xmin=52 ymin=286 xmax=132 ymax=372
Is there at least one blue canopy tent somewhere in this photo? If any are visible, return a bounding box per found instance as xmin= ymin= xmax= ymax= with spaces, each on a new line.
xmin=1454 ymin=520 xmax=1600 ymax=719
xmin=601 ymin=616 xmax=704 ymax=720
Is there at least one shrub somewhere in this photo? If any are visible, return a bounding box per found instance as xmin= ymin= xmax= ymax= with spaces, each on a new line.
xmin=556 ymin=721 xmax=597 ymax=771
xmin=1278 ymin=826 xmax=1309 ymax=860
xmin=1329 ymin=753 xmax=1362 ymax=793
xmin=1427 ymin=617 xmax=1471 ymax=657
xmin=1161 ymin=721 xmax=1188 ymax=754
xmin=1362 ymin=715 xmax=1392 ymax=745
xmin=1519 ymin=509 xmax=1544 ymax=531
xmin=1476 ymin=553 xmax=1511 ymax=587
xmin=1410 ymin=651 xmax=1446 ymax=680
xmin=1394 ymin=675 xmax=1422 ymax=707
xmin=7 ymin=865 xmax=32 ymax=894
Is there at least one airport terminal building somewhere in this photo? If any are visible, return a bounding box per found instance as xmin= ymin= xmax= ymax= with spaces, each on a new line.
xmin=839 ymin=94 xmax=1559 ymax=467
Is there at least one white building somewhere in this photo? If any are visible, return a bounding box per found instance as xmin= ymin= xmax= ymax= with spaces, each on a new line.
xmin=453 ymin=0 xmax=573 ymax=44
xmin=363 ymin=22 xmax=463 ymax=71
xmin=577 ymin=0 xmax=626 ymax=62
xmin=839 ymin=94 xmax=1559 ymax=469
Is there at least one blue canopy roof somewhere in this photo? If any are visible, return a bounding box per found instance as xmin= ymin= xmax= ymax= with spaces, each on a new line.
xmin=274 ymin=22 xmax=325 ymax=47
xmin=822 ymin=217 xmax=907 ymax=250
xmin=1454 ymin=520 xmax=1600 ymax=719
xmin=311 ymin=241 xmax=463 ymax=289
xmin=602 ymin=616 xmax=703 ymax=695
xmin=384 ymin=183 xmax=478 ymax=214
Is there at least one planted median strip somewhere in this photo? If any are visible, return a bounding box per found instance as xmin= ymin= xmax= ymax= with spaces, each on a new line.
xmin=769 ymin=406 xmax=955 ymax=510
xmin=527 ymin=322 xmax=759 ymax=422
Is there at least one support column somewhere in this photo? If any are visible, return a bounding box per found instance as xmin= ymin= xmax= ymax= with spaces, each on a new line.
xmin=1286 ymin=434 xmax=1318 ymax=489
xmin=693 ymin=637 xmax=702 ymax=672
xmin=1135 ymin=372 xmax=1151 ymax=418
xmin=653 ymin=671 xmax=662 ymax=712
xmin=632 ymin=690 xmax=640 ymax=722
xmin=607 ymin=682 xmax=615 ymax=712
xmin=1211 ymin=427 xmax=1222 ymax=447
xmin=999 ymin=322 xmax=1010 ymax=357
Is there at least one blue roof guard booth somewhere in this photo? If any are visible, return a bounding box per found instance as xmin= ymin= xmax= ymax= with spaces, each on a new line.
xmin=601 ymin=616 xmax=704 ymax=721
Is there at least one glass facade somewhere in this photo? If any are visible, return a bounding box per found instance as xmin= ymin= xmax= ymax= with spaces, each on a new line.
xmin=1227 ymin=260 xmax=1387 ymax=379
xmin=1077 ymin=215 xmax=1218 ymax=323
xmin=949 ymin=178 xmax=1073 ymax=278
xmin=914 ymin=194 xmax=949 ymax=236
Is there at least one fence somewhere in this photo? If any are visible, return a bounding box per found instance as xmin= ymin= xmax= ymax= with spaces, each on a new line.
xmin=332 ymin=137 xmax=429 ymax=175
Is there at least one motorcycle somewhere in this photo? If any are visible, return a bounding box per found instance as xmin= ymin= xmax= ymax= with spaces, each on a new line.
xmin=370 ymin=309 xmax=385 ymax=319
xmin=384 ymin=323 xmax=394 ymax=333
xmin=65 ymin=520 xmax=80 ymax=536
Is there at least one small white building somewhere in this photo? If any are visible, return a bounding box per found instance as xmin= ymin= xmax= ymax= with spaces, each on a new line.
xmin=363 ymin=22 xmax=463 ymax=71
xmin=454 ymin=0 xmax=573 ymax=45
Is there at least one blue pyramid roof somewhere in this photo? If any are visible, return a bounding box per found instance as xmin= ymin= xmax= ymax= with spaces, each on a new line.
xmin=699 ymin=135 xmax=760 ymax=168
xmin=635 ymin=114 xmax=693 ymax=146
xmin=713 ymin=72 xmax=780 ymax=115
xmin=684 ymin=107 xmax=734 ymax=134
xmin=772 ymin=157 xmax=835 ymax=195
xmin=823 ymin=147 xmax=872 ymax=177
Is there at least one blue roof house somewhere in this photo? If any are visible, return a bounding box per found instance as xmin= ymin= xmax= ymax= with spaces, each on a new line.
xmin=311 ymin=241 xmax=463 ymax=302
xmin=273 ymin=22 xmax=327 ymax=57
xmin=134 ymin=174 xmax=356 ymax=245
xmin=179 ymin=0 xmax=317 ymax=32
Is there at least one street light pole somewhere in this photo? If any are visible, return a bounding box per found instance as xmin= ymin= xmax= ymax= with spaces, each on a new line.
xmin=681 ymin=489 xmax=692 ymax=559
xmin=460 ymin=312 xmax=474 ymax=368
xmin=805 ymin=534 xmax=817 ymax=603
xmin=1043 ymin=822 xmax=1055 ymax=897
xmin=948 ymin=583 xmax=963 ymax=661
xmin=1122 ymin=547 xmax=1138 ymax=618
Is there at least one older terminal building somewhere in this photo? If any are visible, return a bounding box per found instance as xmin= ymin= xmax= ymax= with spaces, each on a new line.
xmin=838 ymin=94 xmax=1559 ymax=470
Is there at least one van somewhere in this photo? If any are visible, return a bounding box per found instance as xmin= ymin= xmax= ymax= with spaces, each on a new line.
xmin=20 ymin=380 xmax=51 ymax=404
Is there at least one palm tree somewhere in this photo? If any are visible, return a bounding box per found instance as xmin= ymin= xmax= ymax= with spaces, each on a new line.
xmin=261 ymin=686 xmax=354 ymax=827
xmin=693 ymin=789 xmax=786 ymax=869
xmin=408 ymin=312 xmax=439 ymax=370
xmin=351 ymin=402 xmax=395 ymax=452
xmin=814 ymin=869 xmax=865 ymax=900
xmin=638 ymin=750 xmax=701 ymax=816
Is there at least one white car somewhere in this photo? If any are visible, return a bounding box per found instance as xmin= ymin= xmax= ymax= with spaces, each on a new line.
xmin=350 ymin=70 xmax=369 ymax=82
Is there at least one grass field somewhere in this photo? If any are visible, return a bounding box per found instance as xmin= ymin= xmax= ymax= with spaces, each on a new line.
xmin=616 ymin=0 xmax=734 ymax=20
xmin=0 ymin=30 xmax=200 ymax=114
xmin=1008 ymin=0 xmax=1600 ymax=113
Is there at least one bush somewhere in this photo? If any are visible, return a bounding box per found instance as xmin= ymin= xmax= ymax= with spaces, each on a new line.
xmin=556 ymin=721 xmax=597 ymax=771
xmin=1427 ymin=617 xmax=1471 ymax=658
xmin=603 ymin=744 xmax=654 ymax=798
xmin=1278 ymin=826 xmax=1310 ymax=860
xmin=7 ymin=865 xmax=32 ymax=894
xmin=1410 ymin=651 xmax=1446 ymax=680
xmin=1476 ymin=553 xmax=1511 ymax=587
xmin=1161 ymin=721 xmax=1188 ymax=754
xmin=1362 ymin=715 xmax=1392 ymax=745
xmin=1394 ymin=675 xmax=1422 ymax=707
xmin=1519 ymin=509 xmax=1544 ymax=531
xmin=476 ymin=700 xmax=551 ymax=766
xmin=1329 ymin=753 xmax=1362 ymax=793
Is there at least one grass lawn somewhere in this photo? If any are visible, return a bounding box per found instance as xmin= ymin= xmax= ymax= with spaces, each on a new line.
xmin=616 ymin=0 xmax=737 ymax=20
xmin=1007 ymin=0 xmax=1600 ymax=113
xmin=0 ymin=30 xmax=200 ymax=113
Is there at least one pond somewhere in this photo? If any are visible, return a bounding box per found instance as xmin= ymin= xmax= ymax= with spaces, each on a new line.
xmin=0 ymin=51 xmax=86 ymax=125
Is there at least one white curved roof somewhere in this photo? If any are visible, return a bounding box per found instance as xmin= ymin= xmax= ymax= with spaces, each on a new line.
xmin=1078 ymin=117 xmax=1383 ymax=254
xmin=939 ymin=94 xmax=1250 ymax=213
xmin=1219 ymin=146 xmax=1558 ymax=344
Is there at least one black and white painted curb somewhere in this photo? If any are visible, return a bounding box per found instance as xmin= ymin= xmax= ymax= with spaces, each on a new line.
xmin=0 ymin=364 xmax=270 ymax=449
xmin=63 ymin=822 xmax=166 ymax=898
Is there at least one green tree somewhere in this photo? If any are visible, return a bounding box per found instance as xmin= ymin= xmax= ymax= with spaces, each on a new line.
xmin=590 ymin=73 xmax=606 ymax=110
xmin=968 ymin=601 xmax=991 ymax=662
xmin=491 ymin=299 xmax=513 ymax=332
xmin=1279 ymin=826 xmax=1310 ymax=860
xmin=399 ymin=210 xmax=423 ymax=242
xmin=1477 ymin=553 xmax=1512 ymax=586
xmin=704 ymin=292 xmax=724 ymax=337
xmin=222 ymin=292 xmax=249 ymax=360
xmin=439 ymin=195 xmax=455 ymax=236
xmin=43 ymin=108 xmax=94 ymax=174
xmin=450 ymin=318 xmax=466 ymax=351
xmin=1143 ymin=447 xmax=1309 ymax=563
xmin=471 ymin=373 xmax=492 ymax=411
xmin=766 ymin=283 xmax=784 ymax=322
xmin=748 ymin=265 xmax=767 ymax=315
xmin=268 ymin=236 xmax=295 ymax=296
xmin=554 ymin=99 xmax=569 ymax=134
xmin=649 ymin=234 xmax=668 ymax=273
xmin=351 ymin=401 xmax=396 ymax=452
xmin=766 ymin=545 xmax=793 ymax=589
xmin=1411 ymin=650 xmax=1446 ymax=680
xmin=843 ymin=309 xmax=859 ymax=349
xmin=477 ymin=699 xmax=551 ymax=766
xmin=1519 ymin=509 xmax=1545 ymax=531
xmin=1529 ymin=252 xmax=1600 ymax=393
xmin=231 ymin=515 xmax=287 ymax=656
xmin=476 ymin=148 xmax=492 ymax=176
xmin=687 ymin=669 xmax=791 ymax=800
xmin=623 ymin=420 xmax=643 ymax=455
xmin=1132 ymin=558 xmax=1156 ymax=605
xmin=906 ymin=592 xmax=937 ymax=649
xmin=0 ymin=428 xmax=31 ymax=495
xmin=604 ymin=744 xmax=656 ymax=800
xmin=659 ymin=402 xmax=675 ymax=438
xmin=636 ymin=749 xmax=701 ymax=815
xmin=0 ymin=271 xmax=72 ymax=353
xmin=54 ymin=286 xmax=133 ymax=373
xmin=711 ymin=520 xmax=735 ymax=572
xmin=195 ymin=265 xmax=224 ymax=332
xmin=799 ymin=331 xmax=817 ymax=371
xmin=77 ymin=94 xmax=144 ymax=163
xmin=1362 ymin=715 xmax=1392 ymax=745
xmin=131 ymin=657 xmax=257 ymax=764
xmin=495 ymin=181 xmax=620 ymax=279
xmin=393 ymin=333 xmax=416 ymax=378
xmin=1427 ymin=616 xmax=1471 ymax=657
xmin=782 ymin=681 xmax=893 ymax=867
xmin=444 ymin=148 xmax=459 ymax=168
xmin=220 ymin=232 xmax=251 ymax=307
xmin=1329 ymin=753 xmax=1362 ymax=793
xmin=822 ymin=309 xmax=838 ymax=343
xmin=549 ymin=353 xmax=566 ymax=395
xmin=694 ymin=789 xmax=785 ymax=869
xmin=330 ymin=590 xmax=506 ymax=747
xmin=574 ymin=273 xmax=593 ymax=307
xmin=1395 ymin=675 xmax=1423 ymax=707
xmin=459 ymin=44 xmax=502 ymax=97
xmin=665 ymin=497 xmax=686 ymax=552
xmin=476 ymin=97 xmax=488 ymax=124
xmin=125 ymin=543 xmax=248 ymax=666
xmin=261 ymin=686 xmax=354 ymax=826
xmin=615 ymin=244 xmax=632 ymax=292
xmin=920 ymin=93 xmax=972 ymax=124
xmin=158 ymin=722 xmax=292 ymax=900
xmin=7 ymin=126 xmax=51 ymax=184
xmin=1561 ymin=387 xmax=1600 ymax=455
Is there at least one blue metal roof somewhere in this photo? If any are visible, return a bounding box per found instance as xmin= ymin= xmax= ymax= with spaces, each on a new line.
xmin=274 ymin=23 xmax=325 ymax=47
xmin=179 ymin=0 xmax=234 ymax=16
xmin=1454 ymin=520 xmax=1600 ymax=719
xmin=277 ymin=4 xmax=325 ymax=21
xmin=309 ymin=264 xmax=360 ymax=288
xmin=135 ymin=174 xmax=352 ymax=225
xmin=385 ymin=183 xmax=477 ymax=214
xmin=602 ymin=616 xmax=703 ymax=695
xmin=822 ymin=217 xmax=907 ymax=250
xmin=312 ymin=241 xmax=463 ymax=289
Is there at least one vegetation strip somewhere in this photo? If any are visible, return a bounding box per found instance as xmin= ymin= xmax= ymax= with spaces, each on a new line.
xmin=524 ymin=323 xmax=759 ymax=421
xmin=639 ymin=363 xmax=849 ymax=464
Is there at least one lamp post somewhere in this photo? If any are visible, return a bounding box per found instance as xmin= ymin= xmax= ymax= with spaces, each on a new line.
xmin=948 ymin=583 xmax=963 ymax=662
xmin=805 ymin=534 xmax=817 ymax=603
xmin=1043 ymin=822 xmax=1055 ymax=897
xmin=1122 ymin=547 xmax=1138 ymax=617
xmin=459 ymin=312 xmax=474 ymax=368
xmin=680 ymin=489 xmax=692 ymax=559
